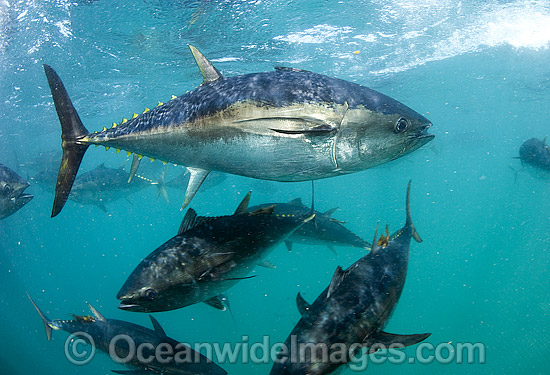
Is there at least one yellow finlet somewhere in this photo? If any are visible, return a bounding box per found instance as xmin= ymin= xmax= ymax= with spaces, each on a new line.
xmin=105 ymin=147 xmax=110 ymax=151
xmin=162 ymin=161 xmax=167 ymax=165
xmin=157 ymin=101 xmax=163 ymax=107
xmin=149 ymin=158 xmax=155 ymax=162
xmin=102 ymin=127 xmax=107 ymax=132
xmin=116 ymin=149 xmax=121 ymax=154
xmin=377 ymin=225 xmax=390 ymax=248
xmin=111 ymin=122 xmax=117 ymax=128
xmin=171 ymin=95 xmax=177 ymax=100
xmin=131 ymin=113 xmax=138 ymax=119
xmin=126 ymin=151 xmax=131 ymax=157
xmin=122 ymin=118 xmax=128 ymax=124
xmin=143 ymin=107 xmax=150 ymax=113
xmin=137 ymin=154 xmax=143 ymax=160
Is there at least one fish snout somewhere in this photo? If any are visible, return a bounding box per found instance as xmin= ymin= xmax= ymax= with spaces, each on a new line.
xmin=417 ymin=122 xmax=434 ymax=139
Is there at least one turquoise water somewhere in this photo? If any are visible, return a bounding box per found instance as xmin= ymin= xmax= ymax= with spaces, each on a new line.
xmin=1 ymin=0 xmax=549 ymax=374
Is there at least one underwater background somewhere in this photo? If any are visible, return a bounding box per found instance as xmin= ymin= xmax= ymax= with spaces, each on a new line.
xmin=0 ymin=0 xmax=549 ymax=374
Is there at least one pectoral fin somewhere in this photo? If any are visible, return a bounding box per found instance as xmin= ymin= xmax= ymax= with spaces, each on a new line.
xmin=180 ymin=167 xmax=209 ymax=210
xmin=234 ymin=116 xmax=336 ymax=135
xmin=365 ymin=331 xmax=431 ymax=353
xmin=271 ymin=123 xmax=336 ymax=135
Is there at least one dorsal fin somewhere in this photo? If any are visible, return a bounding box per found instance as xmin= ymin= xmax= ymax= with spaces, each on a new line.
xmin=326 ymin=266 xmax=347 ymax=299
xmin=188 ymin=45 xmax=223 ymax=84
xmin=149 ymin=315 xmax=166 ymax=336
xmin=87 ymin=303 xmax=106 ymax=322
xmin=178 ymin=208 xmax=199 ymax=235
xmin=288 ymin=198 xmax=303 ymax=206
xmin=324 ymin=207 xmax=339 ymax=217
xmin=234 ymin=191 xmax=252 ymax=215
xmin=296 ymin=292 xmax=312 ymax=315
xmin=178 ymin=209 xmax=217 ymax=234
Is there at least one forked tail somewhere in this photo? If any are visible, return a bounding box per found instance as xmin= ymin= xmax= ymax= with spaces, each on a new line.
xmin=44 ymin=65 xmax=90 ymax=217
xmin=26 ymin=292 xmax=53 ymax=341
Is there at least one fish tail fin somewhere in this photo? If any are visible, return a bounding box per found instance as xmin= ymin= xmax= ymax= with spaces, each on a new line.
xmin=26 ymin=292 xmax=53 ymax=341
xmin=405 ymin=180 xmax=422 ymax=243
xmin=44 ymin=64 xmax=91 ymax=217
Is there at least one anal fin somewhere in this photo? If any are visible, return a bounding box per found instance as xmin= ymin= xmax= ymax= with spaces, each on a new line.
xmin=128 ymin=153 xmax=141 ymax=183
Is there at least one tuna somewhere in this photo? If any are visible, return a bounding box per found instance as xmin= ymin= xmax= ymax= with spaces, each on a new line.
xmin=44 ymin=45 xmax=433 ymax=217
xmin=117 ymin=192 xmax=314 ymax=312
xmin=270 ymin=182 xmax=430 ymax=375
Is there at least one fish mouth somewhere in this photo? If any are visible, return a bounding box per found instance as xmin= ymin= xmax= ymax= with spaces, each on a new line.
xmin=17 ymin=193 xmax=33 ymax=204
xmin=118 ymin=301 xmax=145 ymax=312
xmin=408 ymin=122 xmax=434 ymax=147
xmin=10 ymin=191 xmax=33 ymax=207
xmin=416 ymin=122 xmax=434 ymax=140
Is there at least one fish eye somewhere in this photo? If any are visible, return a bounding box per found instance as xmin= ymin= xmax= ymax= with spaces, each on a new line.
xmin=144 ymin=288 xmax=158 ymax=300
xmin=3 ymin=184 xmax=12 ymax=194
xmin=394 ymin=118 xmax=409 ymax=134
